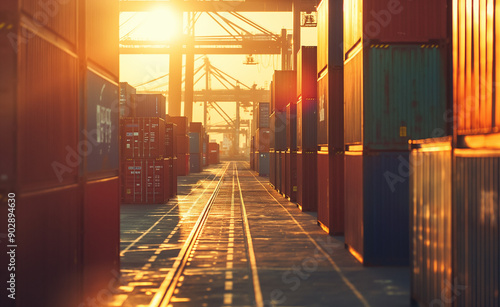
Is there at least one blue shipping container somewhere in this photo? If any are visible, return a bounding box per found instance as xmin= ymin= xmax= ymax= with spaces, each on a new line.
xmin=258 ymin=152 xmax=270 ymax=177
xmin=190 ymin=153 xmax=201 ymax=173
xmin=189 ymin=132 xmax=201 ymax=153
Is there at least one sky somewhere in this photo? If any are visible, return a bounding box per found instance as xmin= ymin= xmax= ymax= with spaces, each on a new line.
xmin=119 ymin=10 xmax=317 ymax=147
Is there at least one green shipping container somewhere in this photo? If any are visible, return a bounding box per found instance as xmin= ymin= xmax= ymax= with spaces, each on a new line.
xmin=344 ymin=44 xmax=449 ymax=150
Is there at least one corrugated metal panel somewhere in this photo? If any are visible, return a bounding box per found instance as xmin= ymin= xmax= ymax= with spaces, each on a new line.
xmin=297 ymin=151 xmax=317 ymax=212
xmin=189 ymin=132 xmax=201 ymax=153
xmin=365 ymin=45 xmax=449 ymax=150
xmin=270 ymin=150 xmax=276 ymax=187
xmin=165 ymin=123 xmax=176 ymax=158
xmin=258 ymin=102 xmax=270 ymax=128
xmin=454 ymin=150 xmax=500 ymax=307
xmin=17 ymin=185 xmax=82 ymax=307
xmin=121 ymin=158 xmax=169 ymax=204
xmin=317 ymin=0 xmax=343 ymax=71
xmin=454 ymin=0 xmax=499 ymax=135
xmin=272 ymin=111 xmax=286 ymax=150
xmin=21 ymin=0 xmax=78 ymax=45
xmin=286 ymin=102 xmax=297 ymax=150
xmin=83 ymin=177 xmax=120 ymax=301
xmin=119 ymin=82 xmax=136 ymax=117
xmin=284 ymin=151 xmax=297 ymax=201
xmin=133 ymin=94 xmax=166 ymax=118
xmin=176 ymin=134 xmax=190 ymax=154
xmin=209 ymin=143 xmax=220 ymax=164
xmin=345 ymin=0 xmax=448 ymax=53
xmin=86 ymin=69 xmax=119 ymax=175
xmin=363 ymin=151 xmax=410 ymax=266
xmin=410 ymin=139 xmax=452 ymax=306
xmin=317 ymin=150 xmax=330 ymax=229
xmin=317 ymin=73 xmax=329 ymax=146
xmin=318 ymin=150 xmax=345 ymax=235
xmin=272 ymin=70 xmax=296 ymax=112
xmin=344 ymin=49 xmax=363 ymax=146
xmin=297 ymin=46 xmax=317 ymax=151
xmin=276 ymin=151 xmax=282 ymax=192
xmin=86 ymin=0 xmax=119 ymax=77
xmin=121 ymin=117 xmax=166 ymax=159
xmin=345 ymin=152 xmax=364 ymax=259
xmin=177 ymin=153 xmax=190 ymax=176
xmin=190 ymin=122 xmax=203 ymax=133
xmin=297 ymin=46 xmax=317 ymax=99
xmin=17 ymin=35 xmax=79 ymax=190
xmin=280 ymin=151 xmax=286 ymax=195
xmin=171 ymin=157 xmax=177 ymax=195
xmin=255 ymin=128 xmax=271 ymax=152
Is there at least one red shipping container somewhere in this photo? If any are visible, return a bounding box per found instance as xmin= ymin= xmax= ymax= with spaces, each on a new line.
xmin=177 ymin=153 xmax=190 ymax=176
xmin=209 ymin=142 xmax=220 ymax=164
xmin=83 ymin=177 xmax=120 ymax=301
xmin=176 ymin=134 xmax=190 ymax=154
xmin=190 ymin=121 xmax=204 ymax=133
xmin=120 ymin=82 xmax=136 ymax=117
xmin=168 ymin=116 xmax=189 ymax=135
xmin=163 ymin=158 xmax=173 ymax=198
xmin=272 ymin=71 xmax=297 ymax=112
xmin=344 ymin=0 xmax=448 ymax=54
xmin=297 ymin=151 xmax=317 ymax=212
xmin=297 ymin=46 xmax=318 ymax=152
xmin=256 ymin=128 xmax=271 ymax=152
xmin=121 ymin=117 xmax=166 ymax=159
xmin=270 ymin=150 xmax=276 ymax=187
xmin=133 ymin=94 xmax=166 ymax=118
xmin=121 ymin=159 xmax=170 ymax=204
xmin=317 ymin=149 xmax=345 ymax=235
xmin=14 ymin=185 xmax=82 ymax=307
xmin=285 ymin=151 xmax=297 ymax=202
xmin=165 ymin=122 xmax=177 ymax=158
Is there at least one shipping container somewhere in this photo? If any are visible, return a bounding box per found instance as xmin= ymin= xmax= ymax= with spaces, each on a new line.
xmin=168 ymin=116 xmax=189 ymax=135
xmin=285 ymin=151 xmax=297 ymax=202
xmin=317 ymin=0 xmax=344 ymax=72
xmin=165 ymin=123 xmax=177 ymax=158
xmin=317 ymin=149 xmax=344 ymax=234
xmin=121 ymin=117 xmax=166 ymax=159
xmin=256 ymin=128 xmax=271 ymax=153
xmin=257 ymin=102 xmax=271 ymax=128
xmin=209 ymin=142 xmax=220 ymax=164
xmin=121 ymin=158 xmax=170 ymax=204
xmin=133 ymin=94 xmax=166 ymax=118
xmin=15 ymin=185 xmax=82 ymax=307
xmin=286 ymin=103 xmax=297 ymax=151
xmin=190 ymin=132 xmax=202 ymax=153
xmin=272 ymin=70 xmax=297 ymax=112
xmin=297 ymin=151 xmax=318 ymax=212
xmin=297 ymin=46 xmax=318 ymax=152
xmin=257 ymin=152 xmax=270 ymax=177
xmin=344 ymin=44 xmax=449 ymax=150
xmin=177 ymin=153 xmax=190 ymax=176
xmin=454 ymin=0 xmax=500 ymax=135
xmin=410 ymin=138 xmax=452 ymax=307
xmin=86 ymin=69 xmax=120 ymax=177
xmin=86 ymin=0 xmax=119 ymax=77
xmin=190 ymin=153 xmax=202 ymax=173
xmin=176 ymin=134 xmax=190 ymax=154
xmin=280 ymin=151 xmax=287 ymax=196
xmin=344 ymin=0 xmax=448 ymax=54
xmin=454 ymin=148 xmax=500 ymax=307
xmin=270 ymin=150 xmax=276 ymax=187
xmin=120 ymin=82 xmax=136 ymax=117
xmin=83 ymin=177 xmax=120 ymax=302
xmin=317 ymin=69 xmax=344 ymax=148
xmin=276 ymin=151 xmax=282 ymax=192
xmin=190 ymin=122 xmax=204 ymax=133
xmin=171 ymin=157 xmax=178 ymax=196
xmin=270 ymin=111 xmax=287 ymax=151
xmin=250 ymin=137 xmax=255 ymax=170
xmin=345 ymin=150 xmax=410 ymax=266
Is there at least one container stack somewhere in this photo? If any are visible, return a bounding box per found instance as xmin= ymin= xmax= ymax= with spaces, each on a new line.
xmin=316 ymin=0 xmax=345 ymax=235
xmin=250 ymin=136 xmax=256 ymax=170
xmin=203 ymin=132 xmax=210 ymax=166
xmin=296 ymin=46 xmax=318 ymax=212
xmin=411 ymin=1 xmax=500 ymax=306
xmin=169 ymin=116 xmax=190 ymax=176
xmin=270 ymin=71 xmax=296 ymax=195
xmin=255 ymin=102 xmax=271 ymax=176
xmin=189 ymin=122 xmax=204 ymax=173
xmin=121 ymin=115 xmax=172 ymax=204
xmin=120 ymin=82 xmax=136 ymax=117
xmin=0 ymin=1 xmax=120 ymax=305
xmin=165 ymin=122 xmax=178 ymax=197
xmin=208 ymin=142 xmax=221 ymax=164
xmin=343 ymin=0 xmax=449 ymax=266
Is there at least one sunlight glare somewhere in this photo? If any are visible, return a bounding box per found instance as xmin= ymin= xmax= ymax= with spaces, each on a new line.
xmin=141 ymin=8 xmax=179 ymax=41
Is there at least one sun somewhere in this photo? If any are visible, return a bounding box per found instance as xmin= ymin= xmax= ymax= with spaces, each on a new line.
xmin=140 ymin=8 xmax=180 ymax=41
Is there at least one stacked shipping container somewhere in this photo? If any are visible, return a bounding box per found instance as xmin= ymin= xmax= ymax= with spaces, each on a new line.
xmin=297 ymin=46 xmax=318 ymax=212
xmin=342 ymin=0 xmax=449 ymax=266
xmin=411 ymin=1 xmax=500 ymax=306
xmin=189 ymin=122 xmax=204 ymax=173
xmin=169 ymin=116 xmax=190 ymax=176
xmin=0 ymin=0 xmax=120 ymax=305
xmin=208 ymin=142 xmax=220 ymax=164
xmin=316 ymin=0 xmax=345 ymax=235
xmin=255 ymin=102 xmax=271 ymax=176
